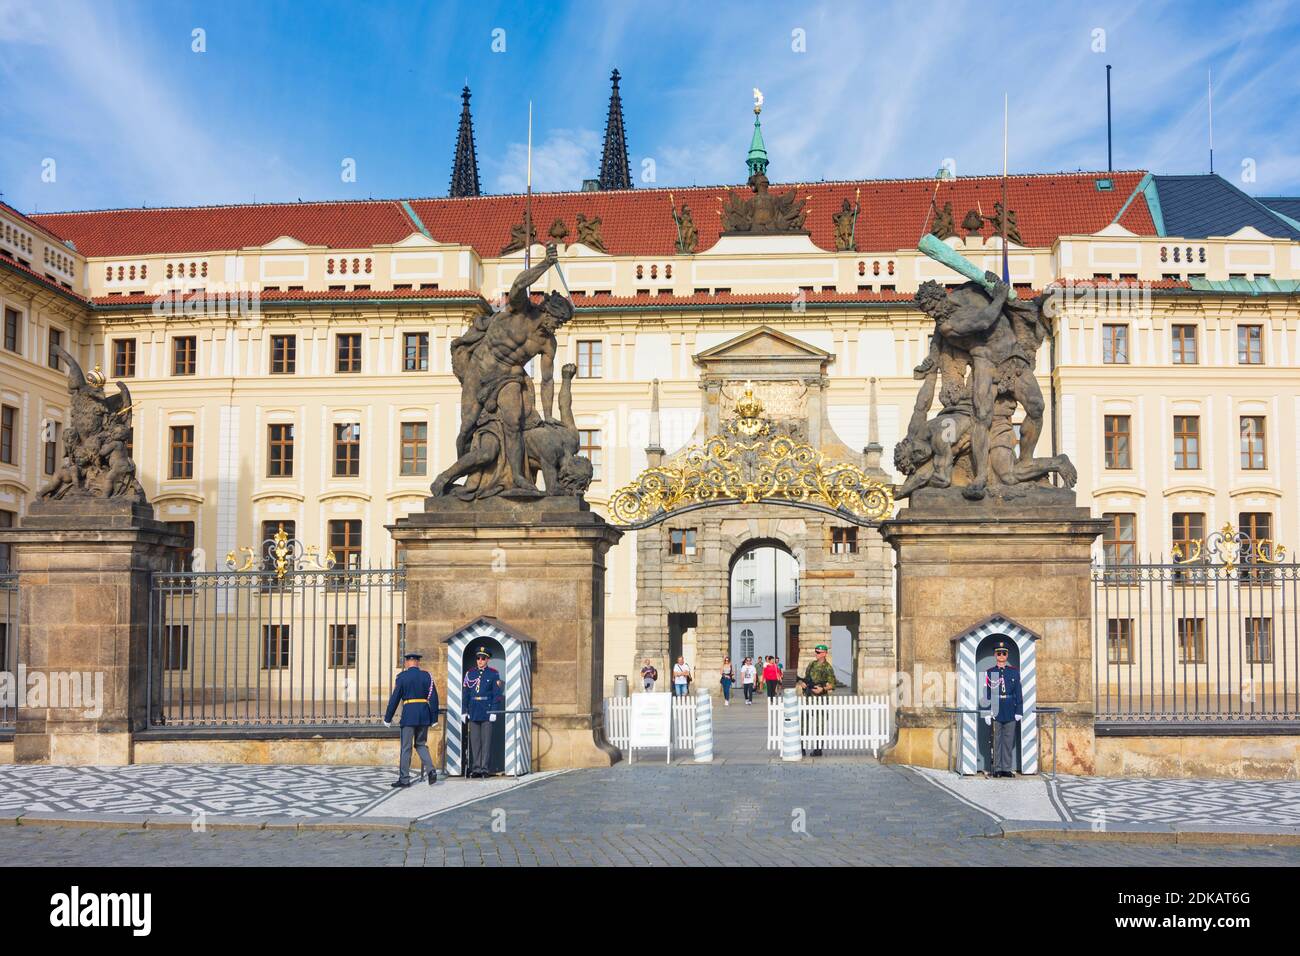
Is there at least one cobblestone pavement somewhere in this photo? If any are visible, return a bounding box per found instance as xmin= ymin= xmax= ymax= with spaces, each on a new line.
xmin=3 ymin=762 xmax=1299 ymax=866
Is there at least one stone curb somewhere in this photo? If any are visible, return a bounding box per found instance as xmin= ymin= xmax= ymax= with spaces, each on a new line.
xmin=11 ymin=811 xmax=418 ymax=832
xmin=999 ymin=819 xmax=1300 ymax=846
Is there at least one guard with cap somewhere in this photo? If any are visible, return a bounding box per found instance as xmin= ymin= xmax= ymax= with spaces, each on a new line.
xmin=984 ymin=640 xmax=1023 ymax=777
xmin=463 ymin=647 xmax=505 ymax=778
xmin=383 ymin=652 xmax=440 ymax=788
xmin=799 ymin=643 xmax=838 ymax=756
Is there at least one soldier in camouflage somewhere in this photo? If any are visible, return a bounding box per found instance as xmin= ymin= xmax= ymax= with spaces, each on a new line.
xmin=800 ymin=644 xmax=838 ymax=756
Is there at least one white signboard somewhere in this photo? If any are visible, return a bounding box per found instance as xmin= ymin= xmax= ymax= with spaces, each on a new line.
xmin=629 ymin=693 xmax=672 ymax=761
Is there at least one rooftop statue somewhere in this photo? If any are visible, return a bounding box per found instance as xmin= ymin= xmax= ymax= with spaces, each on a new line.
xmin=38 ymin=345 xmax=146 ymax=503
xmin=720 ymin=171 xmax=807 ymax=235
xmin=832 ymin=197 xmax=860 ymax=251
xmin=574 ymin=213 xmax=606 ymax=252
xmin=431 ymin=243 xmax=591 ymax=501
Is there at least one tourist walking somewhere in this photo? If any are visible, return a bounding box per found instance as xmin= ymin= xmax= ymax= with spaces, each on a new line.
xmin=740 ymin=657 xmax=757 ymax=704
xmin=719 ymin=658 xmax=735 ymax=705
xmin=641 ymin=658 xmax=658 ymax=692
xmin=763 ymin=656 xmax=782 ymax=700
xmin=672 ymin=656 xmax=692 ymax=697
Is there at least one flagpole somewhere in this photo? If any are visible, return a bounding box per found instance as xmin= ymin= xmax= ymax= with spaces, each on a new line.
xmin=1001 ymin=93 xmax=1009 ymax=285
xmin=525 ymin=101 xmax=534 ymax=270
xmin=1208 ymin=69 xmax=1214 ymax=174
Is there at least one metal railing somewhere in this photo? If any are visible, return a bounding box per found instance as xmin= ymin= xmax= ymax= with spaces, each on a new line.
xmin=147 ymin=563 xmax=405 ymax=730
xmin=1092 ymin=543 xmax=1299 ymax=730
xmin=1 ymin=572 xmax=16 ymax=731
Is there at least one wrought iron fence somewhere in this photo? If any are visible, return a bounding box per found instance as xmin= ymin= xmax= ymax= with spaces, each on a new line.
xmin=1093 ymin=526 xmax=1297 ymax=730
xmin=1 ymin=572 xmax=16 ymax=731
xmin=147 ymin=537 xmax=405 ymax=730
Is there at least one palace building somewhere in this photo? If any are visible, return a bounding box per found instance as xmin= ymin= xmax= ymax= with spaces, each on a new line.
xmin=2 ymin=76 xmax=1299 ymax=697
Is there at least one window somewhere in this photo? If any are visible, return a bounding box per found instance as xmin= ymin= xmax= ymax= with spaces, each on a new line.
xmin=669 ymin=528 xmax=697 ymax=556
xmin=1106 ymin=619 xmax=1133 ymax=664
xmin=44 ymin=421 xmax=61 ymax=475
xmin=113 ymin=338 xmax=136 ymax=378
xmin=1173 ymin=416 xmax=1200 ymax=469
xmin=399 ymin=422 xmax=427 ymax=476
xmin=169 ymin=425 xmax=194 ymax=479
xmin=579 ymin=429 xmax=602 ymax=480
xmin=1177 ymin=618 xmax=1206 ymax=664
xmin=735 ymin=577 xmax=758 ymax=606
xmin=267 ymin=423 xmax=294 ymax=477
xmin=1240 ymin=416 xmax=1265 ymax=470
xmin=3 ymin=307 xmax=19 ymax=353
xmin=164 ymin=520 xmax=195 ymax=573
xmin=1103 ymin=415 xmax=1130 ymax=469
xmin=1172 ymin=512 xmax=1204 ymax=564
xmin=1101 ymin=513 xmax=1136 ymax=567
xmin=270 ymin=335 xmax=296 ymax=374
xmin=739 ymin=629 xmax=755 ymax=660
xmin=47 ymin=328 xmax=63 ymax=370
xmin=336 ymin=333 xmax=361 ymax=373
xmin=1102 ymin=324 xmax=1129 ymax=364
xmin=0 ymin=509 xmax=13 ymax=571
xmin=1171 ymin=325 xmax=1197 ymax=364
xmin=1237 ymin=325 xmax=1263 ymax=365
xmin=576 ymin=340 xmax=603 ymax=378
xmin=403 ymin=332 xmax=428 ymax=372
xmin=261 ymin=624 xmax=291 ymax=670
xmin=172 ymin=336 xmax=196 ymax=376
xmin=163 ymin=625 xmax=189 ymax=671
xmin=1246 ymin=618 xmax=1273 ymax=664
xmin=329 ymin=624 xmax=358 ymax=668
xmin=1239 ymin=512 xmax=1273 ymax=581
xmin=333 ymin=423 xmax=360 ymax=477
xmin=329 ymin=519 xmax=362 ymax=570
xmin=831 ymin=527 xmax=858 ymax=554
xmin=1 ymin=405 xmax=17 ymax=465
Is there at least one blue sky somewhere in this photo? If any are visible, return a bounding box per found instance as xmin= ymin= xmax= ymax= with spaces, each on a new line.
xmin=2 ymin=0 xmax=1298 ymax=214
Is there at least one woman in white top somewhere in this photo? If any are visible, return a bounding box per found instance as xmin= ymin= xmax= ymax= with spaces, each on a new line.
xmin=740 ymin=657 xmax=757 ymax=705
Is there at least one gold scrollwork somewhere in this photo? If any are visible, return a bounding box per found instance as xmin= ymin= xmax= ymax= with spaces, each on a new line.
xmin=1172 ymin=521 xmax=1286 ymax=575
xmin=224 ymin=523 xmax=337 ymax=578
xmin=611 ymin=429 xmax=893 ymax=525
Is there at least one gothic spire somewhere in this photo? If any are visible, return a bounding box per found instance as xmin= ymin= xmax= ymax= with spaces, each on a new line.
xmin=597 ymin=68 xmax=632 ymax=191
xmin=449 ymin=85 xmax=481 ymax=198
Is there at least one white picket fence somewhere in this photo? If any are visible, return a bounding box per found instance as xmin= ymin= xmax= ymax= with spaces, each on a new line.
xmin=603 ymin=695 xmax=696 ymax=751
xmin=766 ymin=695 xmax=892 ymax=753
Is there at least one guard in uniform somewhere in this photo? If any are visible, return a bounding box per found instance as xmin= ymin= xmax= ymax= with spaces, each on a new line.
xmin=799 ymin=644 xmax=838 ymax=756
xmin=984 ymin=641 xmax=1023 ymax=777
xmin=463 ymin=648 xmax=504 ymax=778
xmin=383 ymin=652 xmax=440 ymax=788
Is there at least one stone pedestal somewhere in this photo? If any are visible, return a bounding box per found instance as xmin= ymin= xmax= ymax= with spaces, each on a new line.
xmin=389 ymin=495 xmax=623 ymax=770
xmin=0 ymin=499 xmax=184 ymax=765
xmin=878 ymin=488 xmax=1105 ymax=775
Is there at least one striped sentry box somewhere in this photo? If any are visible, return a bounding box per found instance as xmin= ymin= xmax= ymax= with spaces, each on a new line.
xmin=442 ymin=617 xmax=535 ymax=778
xmin=953 ymin=614 xmax=1039 ymax=775
xmin=693 ymin=688 xmax=713 ymax=762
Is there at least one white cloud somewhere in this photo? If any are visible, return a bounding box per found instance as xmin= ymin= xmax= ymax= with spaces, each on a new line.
xmin=489 ymin=128 xmax=602 ymax=193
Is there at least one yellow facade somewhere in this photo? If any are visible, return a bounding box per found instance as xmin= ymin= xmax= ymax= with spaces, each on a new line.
xmin=2 ymin=197 xmax=1298 ymax=694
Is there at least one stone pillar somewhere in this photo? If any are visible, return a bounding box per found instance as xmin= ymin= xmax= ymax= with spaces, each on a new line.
xmin=878 ymin=491 xmax=1104 ymax=775
xmin=389 ymin=496 xmax=623 ymax=770
xmin=0 ymin=500 xmax=184 ymax=765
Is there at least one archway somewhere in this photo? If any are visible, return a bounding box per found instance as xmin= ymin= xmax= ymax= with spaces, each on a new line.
xmin=728 ymin=539 xmax=800 ymax=675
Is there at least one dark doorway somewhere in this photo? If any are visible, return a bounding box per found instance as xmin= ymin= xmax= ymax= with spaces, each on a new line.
xmin=975 ymin=634 xmax=1022 ymax=774
xmin=460 ymin=637 xmax=506 ymax=775
xmin=829 ymin=611 xmax=859 ymax=692
xmin=668 ymin=612 xmax=697 ymax=667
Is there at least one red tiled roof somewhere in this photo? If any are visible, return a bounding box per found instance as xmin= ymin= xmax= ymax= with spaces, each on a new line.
xmin=410 ymin=171 xmax=1155 ymax=258
xmin=1 ymin=200 xmax=84 ymax=249
xmin=29 ymin=171 xmax=1154 ymax=260
xmin=30 ymin=200 xmax=421 ymax=258
xmin=573 ymin=289 xmax=918 ymax=308
xmin=91 ymin=286 xmax=486 ymax=307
